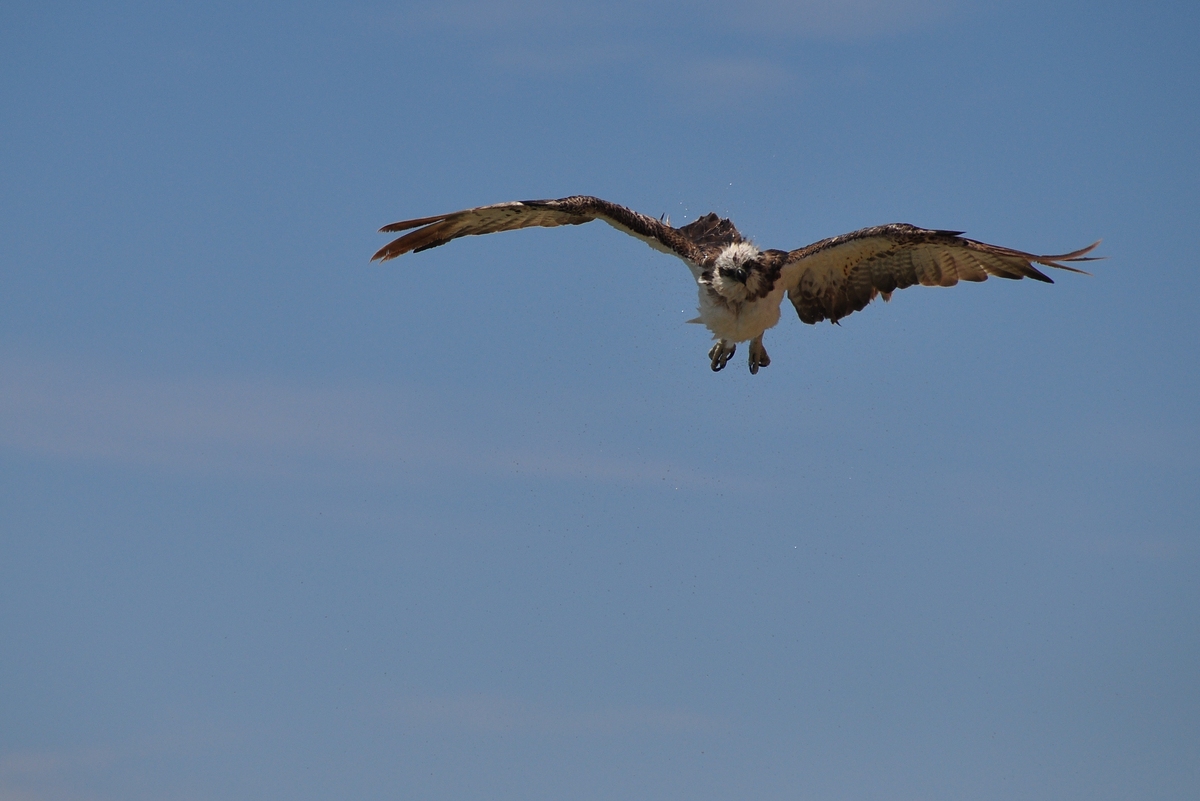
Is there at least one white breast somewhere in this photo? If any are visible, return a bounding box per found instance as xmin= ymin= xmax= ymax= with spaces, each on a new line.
xmin=691 ymin=283 xmax=786 ymax=342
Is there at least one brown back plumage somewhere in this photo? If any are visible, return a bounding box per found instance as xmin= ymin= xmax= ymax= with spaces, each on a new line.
xmin=676 ymin=212 xmax=745 ymax=252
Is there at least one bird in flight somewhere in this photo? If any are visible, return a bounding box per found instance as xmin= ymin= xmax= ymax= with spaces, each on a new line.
xmin=372 ymin=196 xmax=1098 ymax=374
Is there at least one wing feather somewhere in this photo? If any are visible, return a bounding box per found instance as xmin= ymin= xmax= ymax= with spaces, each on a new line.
xmin=784 ymin=224 xmax=1099 ymax=325
xmin=372 ymin=196 xmax=709 ymax=263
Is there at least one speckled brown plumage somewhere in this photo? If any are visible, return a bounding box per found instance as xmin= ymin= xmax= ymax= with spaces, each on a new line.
xmin=373 ymin=196 xmax=711 ymax=264
xmin=372 ymin=196 xmax=1099 ymax=373
xmin=784 ymin=223 xmax=1096 ymax=325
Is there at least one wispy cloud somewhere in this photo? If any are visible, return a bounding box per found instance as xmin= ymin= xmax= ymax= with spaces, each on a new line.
xmin=669 ymin=56 xmax=796 ymax=103
xmin=0 ymin=356 xmax=410 ymax=474
xmin=699 ymin=0 xmax=956 ymax=39
xmin=409 ymin=0 xmax=956 ymax=41
xmin=394 ymin=693 xmax=718 ymax=735
xmin=391 ymin=1 xmax=959 ymax=110
xmin=0 ymin=353 xmax=724 ymax=488
xmin=0 ymin=748 xmax=121 ymax=778
xmin=411 ymin=0 xmax=605 ymax=35
xmin=0 ymin=723 xmax=243 ymax=801
xmin=0 ymin=746 xmax=125 ymax=801
xmin=0 ymin=788 xmax=45 ymax=801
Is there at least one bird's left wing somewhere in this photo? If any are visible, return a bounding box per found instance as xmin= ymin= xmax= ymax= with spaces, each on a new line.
xmin=782 ymin=223 xmax=1100 ymax=325
xmin=372 ymin=196 xmax=703 ymax=263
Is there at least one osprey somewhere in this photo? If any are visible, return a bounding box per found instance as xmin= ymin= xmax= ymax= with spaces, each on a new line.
xmin=372 ymin=196 xmax=1098 ymax=374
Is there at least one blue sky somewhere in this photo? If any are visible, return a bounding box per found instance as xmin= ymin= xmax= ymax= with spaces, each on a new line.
xmin=1 ymin=2 xmax=1197 ymax=800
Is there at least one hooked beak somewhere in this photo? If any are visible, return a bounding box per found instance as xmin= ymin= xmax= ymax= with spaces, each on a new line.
xmin=721 ymin=266 xmax=749 ymax=283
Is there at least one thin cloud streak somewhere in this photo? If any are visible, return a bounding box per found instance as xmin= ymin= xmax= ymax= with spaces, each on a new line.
xmin=403 ymin=0 xmax=955 ymax=100
xmin=669 ymin=57 xmax=796 ymax=103
xmin=0 ymin=723 xmax=246 ymax=801
xmin=399 ymin=0 xmax=956 ymax=102
xmin=703 ymin=0 xmax=956 ymax=39
xmin=0 ymin=354 xmax=727 ymax=488
xmin=394 ymin=693 xmax=718 ymax=735
xmin=0 ymin=748 xmax=120 ymax=776
xmin=412 ymin=0 xmax=956 ymax=40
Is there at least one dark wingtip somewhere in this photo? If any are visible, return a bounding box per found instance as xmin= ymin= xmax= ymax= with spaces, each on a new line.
xmin=371 ymin=237 xmax=413 ymax=262
xmin=370 ymin=245 xmax=396 ymax=262
xmin=1036 ymin=240 xmax=1103 ymax=276
xmin=379 ymin=211 xmax=459 ymax=234
xmin=1048 ymin=263 xmax=1092 ymax=276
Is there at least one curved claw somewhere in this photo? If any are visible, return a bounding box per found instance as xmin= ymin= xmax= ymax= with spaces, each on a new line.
xmin=708 ymin=341 xmax=736 ymax=372
xmin=748 ymin=336 xmax=770 ymax=375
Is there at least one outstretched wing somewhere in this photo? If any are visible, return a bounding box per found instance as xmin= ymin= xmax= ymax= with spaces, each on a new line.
xmin=783 ymin=223 xmax=1100 ymax=325
xmin=372 ymin=195 xmax=710 ymax=264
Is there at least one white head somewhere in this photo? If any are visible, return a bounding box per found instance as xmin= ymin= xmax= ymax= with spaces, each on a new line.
xmin=710 ymin=242 xmax=762 ymax=302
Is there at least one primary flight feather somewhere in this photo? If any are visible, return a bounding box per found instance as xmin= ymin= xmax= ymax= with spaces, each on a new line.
xmin=372 ymin=196 xmax=1099 ymax=374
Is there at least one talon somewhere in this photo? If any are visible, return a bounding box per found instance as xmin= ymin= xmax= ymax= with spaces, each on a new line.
xmin=747 ymin=336 xmax=771 ymax=375
xmin=708 ymin=341 xmax=736 ymax=372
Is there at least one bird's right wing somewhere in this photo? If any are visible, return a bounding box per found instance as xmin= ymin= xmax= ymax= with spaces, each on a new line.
xmin=372 ymin=195 xmax=707 ymax=264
